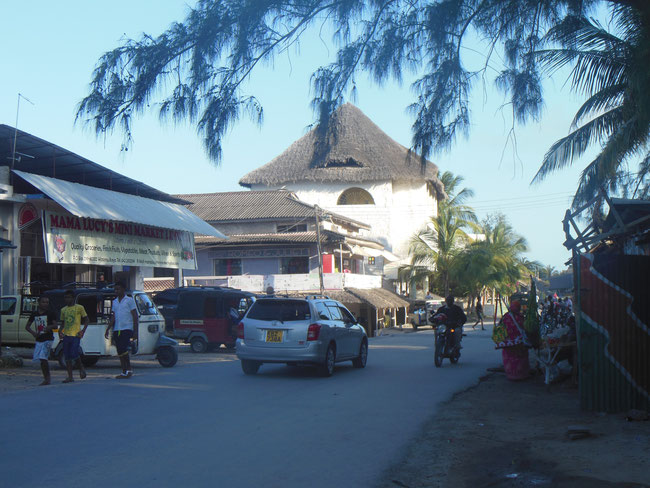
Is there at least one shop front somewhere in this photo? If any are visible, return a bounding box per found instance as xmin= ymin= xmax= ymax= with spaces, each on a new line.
xmin=13 ymin=170 xmax=224 ymax=294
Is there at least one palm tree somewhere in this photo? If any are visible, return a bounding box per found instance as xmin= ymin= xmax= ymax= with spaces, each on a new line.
xmin=540 ymin=264 xmax=557 ymax=281
xmin=519 ymin=258 xmax=543 ymax=278
xmin=454 ymin=220 xmax=530 ymax=299
xmin=533 ymin=7 xmax=650 ymax=208
xmin=437 ymin=171 xmax=476 ymax=222
xmin=403 ymin=171 xmax=477 ymax=296
xmin=407 ymin=208 xmax=469 ymax=296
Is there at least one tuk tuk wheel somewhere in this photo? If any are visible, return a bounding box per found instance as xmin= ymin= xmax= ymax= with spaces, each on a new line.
xmin=81 ymin=355 xmax=99 ymax=367
xmin=157 ymin=346 xmax=178 ymax=368
xmin=190 ymin=337 xmax=208 ymax=354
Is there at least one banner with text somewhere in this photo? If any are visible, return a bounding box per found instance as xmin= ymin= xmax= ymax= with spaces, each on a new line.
xmin=43 ymin=211 xmax=197 ymax=270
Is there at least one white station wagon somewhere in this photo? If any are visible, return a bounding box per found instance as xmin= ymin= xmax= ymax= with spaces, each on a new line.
xmin=236 ymin=296 xmax=368 ymax=376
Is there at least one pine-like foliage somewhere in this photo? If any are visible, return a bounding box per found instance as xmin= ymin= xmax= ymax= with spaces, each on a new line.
xmin=77 ymin=0 xmax=650 ymax=207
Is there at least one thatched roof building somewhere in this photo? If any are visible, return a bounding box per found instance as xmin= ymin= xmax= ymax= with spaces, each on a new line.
xmin=240 ymin=103 xmax=445 ymax=199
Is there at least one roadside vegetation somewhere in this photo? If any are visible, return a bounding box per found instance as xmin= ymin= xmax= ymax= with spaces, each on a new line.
xmin=402 ymin=171 xmax=560 ymax=303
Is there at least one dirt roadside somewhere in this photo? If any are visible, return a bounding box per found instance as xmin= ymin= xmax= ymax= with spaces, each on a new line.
xmin=0 ymin=345 xmax=237 ymax=393
xmin=378 ymin=371 xmax=650 ymax=488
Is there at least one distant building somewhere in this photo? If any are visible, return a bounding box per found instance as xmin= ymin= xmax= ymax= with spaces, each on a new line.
xmin=239 ymin=103 xmax=445 ymax=274
xmin=169 ymin=190 xmax=408 ymax=336
xmin=177 ymin=190 xmax=392 ymax=279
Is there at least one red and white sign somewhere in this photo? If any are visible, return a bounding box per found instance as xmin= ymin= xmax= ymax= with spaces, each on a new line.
xmin=18 ymin=203 xmax=39 ymax=229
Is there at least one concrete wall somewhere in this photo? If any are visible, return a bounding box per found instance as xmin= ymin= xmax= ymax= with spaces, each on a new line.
xmin=223 ymin=273 xmax=382 ymax=293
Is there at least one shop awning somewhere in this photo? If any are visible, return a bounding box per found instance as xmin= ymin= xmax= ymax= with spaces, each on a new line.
xmin=0 ymin=237 xmax=16 ymax=249
xmin=14 ymin=170 xmax=225 ymax=238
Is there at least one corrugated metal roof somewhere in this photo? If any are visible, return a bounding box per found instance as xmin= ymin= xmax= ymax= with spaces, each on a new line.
xmin=143 ymin=278 xmax=175 ymax=293
xmin=548 ymin=273 xmax=573 ymax=291
xmin=1 ymin=124 xmax=184 ymax=204
xmin=15 ymin=170 xmax=225 ymax=238
xmin=196 ymin=231 xmax=321 ymax=246
xmin=174 ymin=190 xmax=370 ymax=230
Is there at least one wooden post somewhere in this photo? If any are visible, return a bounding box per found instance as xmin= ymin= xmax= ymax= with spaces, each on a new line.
xmin=314 ymin=205 xmax=324 ymax=295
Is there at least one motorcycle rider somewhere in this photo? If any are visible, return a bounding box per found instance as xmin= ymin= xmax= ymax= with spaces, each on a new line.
xmin=435 ymin=295 xmax=467 ymax=349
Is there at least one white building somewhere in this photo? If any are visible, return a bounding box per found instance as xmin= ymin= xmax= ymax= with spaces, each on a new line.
xmin=240 ymin=104 xmax=445 ymax=272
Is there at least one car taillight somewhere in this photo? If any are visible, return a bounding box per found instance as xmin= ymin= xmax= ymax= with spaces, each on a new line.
xmin=307 ymin=323 xmax=321 ymax=341
xmin=237 ymin=322 xmax=245 ymax=339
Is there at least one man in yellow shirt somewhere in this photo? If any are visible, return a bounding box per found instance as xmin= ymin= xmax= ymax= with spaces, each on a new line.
xmin=59 ymin=290 xmax=89 ymax=383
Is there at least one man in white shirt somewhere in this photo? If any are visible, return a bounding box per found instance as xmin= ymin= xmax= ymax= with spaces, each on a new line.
xmin=105 ymin=281 xmax=139 ymax=379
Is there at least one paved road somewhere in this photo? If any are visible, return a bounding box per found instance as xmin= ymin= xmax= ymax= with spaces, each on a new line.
xmin=0 ymin=328 xmax=500 ymax=488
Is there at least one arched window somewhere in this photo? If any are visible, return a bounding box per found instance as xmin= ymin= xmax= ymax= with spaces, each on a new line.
xmin=337 ymin=188 xmax=375 ymax=205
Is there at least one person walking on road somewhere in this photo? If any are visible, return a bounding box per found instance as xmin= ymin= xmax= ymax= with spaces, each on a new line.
xmin=105 ymin=282 xmax=138 ymax=379
xmin=25 ymin=296 xmax=57 ymax=385
xmin=473 ymin=298 xmax=485 ymax=330
xmin=59 ymin=290 xmax=89 ymax=383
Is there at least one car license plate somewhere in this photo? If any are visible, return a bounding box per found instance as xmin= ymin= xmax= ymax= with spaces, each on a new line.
xmin=266 ymin=330 xmax=283 ymax=343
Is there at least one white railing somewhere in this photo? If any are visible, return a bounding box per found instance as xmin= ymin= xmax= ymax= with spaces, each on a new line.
xmin=184 ymin=273 xmax=381 ymax=293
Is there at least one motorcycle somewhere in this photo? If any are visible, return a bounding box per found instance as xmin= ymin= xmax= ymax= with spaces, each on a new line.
xmin=431 ymin=312 xmax=462 ymax=367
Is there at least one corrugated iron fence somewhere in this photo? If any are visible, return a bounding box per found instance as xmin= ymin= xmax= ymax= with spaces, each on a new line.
xmin=577 ymin=253 xmax=650 ymax=412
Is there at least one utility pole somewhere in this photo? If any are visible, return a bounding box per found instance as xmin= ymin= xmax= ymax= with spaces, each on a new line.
xmin=314 ymin=205 xmax=325 ymax=295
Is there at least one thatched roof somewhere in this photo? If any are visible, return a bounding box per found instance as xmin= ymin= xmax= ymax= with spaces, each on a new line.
xmin=347 ymin=287 xmax=410 ymax=309
xmin=239 ymin=104 xmax=445 ymax=198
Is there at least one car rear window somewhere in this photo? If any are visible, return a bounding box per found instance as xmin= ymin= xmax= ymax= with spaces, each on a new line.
xmin=247 ymin=300 xmax=311 ymax=322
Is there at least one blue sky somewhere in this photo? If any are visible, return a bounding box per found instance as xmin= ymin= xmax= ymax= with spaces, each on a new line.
xmin=1 ymin=1 xmax=594 ymax=269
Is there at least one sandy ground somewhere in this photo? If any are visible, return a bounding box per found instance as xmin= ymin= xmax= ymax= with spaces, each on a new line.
xmin=0 ymin=343 xmax=236 ymax=392
xmin=378 ymin=371 xmax=650 ymax=488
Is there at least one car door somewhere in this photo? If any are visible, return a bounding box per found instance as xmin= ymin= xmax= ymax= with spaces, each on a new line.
xmin=325 ymin=302 xmax=350 ymax=358
xmin=337 ymin=305 xmax=361 ymax=357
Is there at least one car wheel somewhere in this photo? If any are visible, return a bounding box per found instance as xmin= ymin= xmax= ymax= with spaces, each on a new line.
xmin=241 ymin=359 xmax=261 ymax=375
xmin=190 ymin=337 xmax=208 ymax=353
xmin=320 ymin=343 xmax=336 ymax=377
xmin=157 ymin=346 xmax=178 ymax=367
xmin=81 ymin=355 xmax=99 ymax=367
xmin=352 ymin=339 xmax=368 ymax=368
